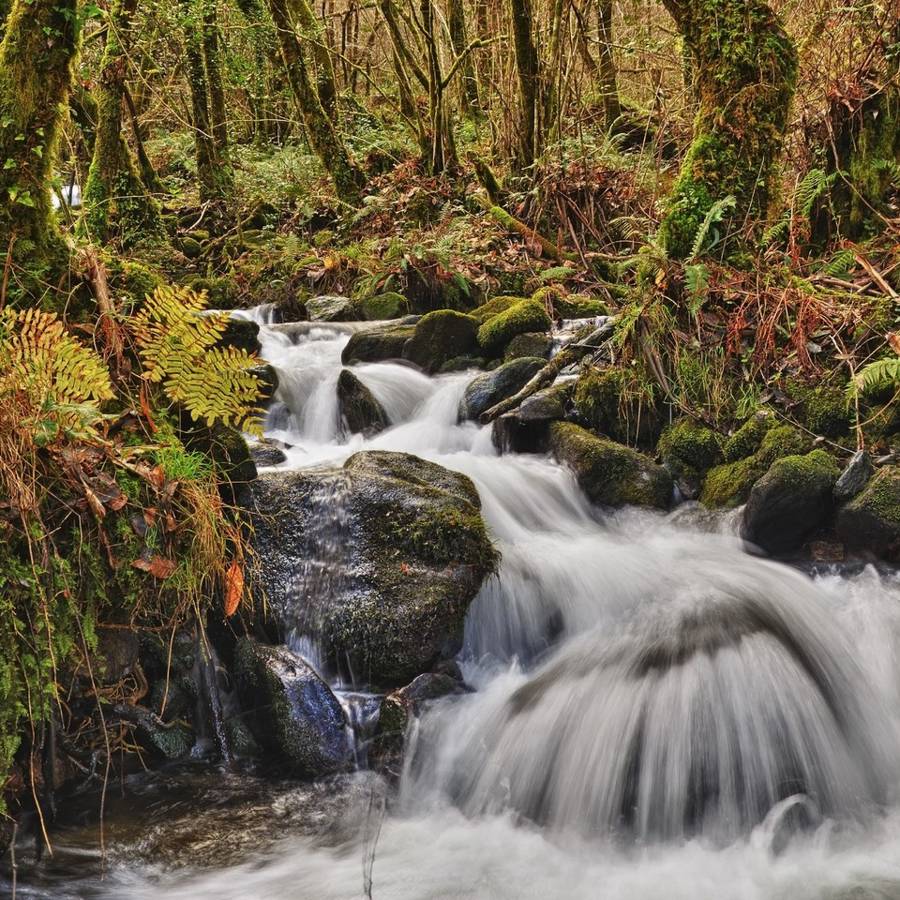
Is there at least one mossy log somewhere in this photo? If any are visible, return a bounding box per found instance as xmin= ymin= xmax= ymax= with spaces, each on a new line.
xmin=657 ymin=0 xmax=798 ymax=259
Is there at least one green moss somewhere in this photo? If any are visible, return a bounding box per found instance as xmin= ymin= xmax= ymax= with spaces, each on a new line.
xmin=549 ymin=422 xmax=672 ymax=508
xmin=803 ymin=385 xmax=851 ymax=438
xmin=403 ymin=309 xmax=479 ymax=374
xmin=657 ymin=418 xmax=722 ymax=474
xmin=723 ymin=410 xmax=776 ymax=461
xmin=766 ymin=449 xmax=840 ymax=488
xmin=836 ymin=467 xmax=900 ymax=558
xmin=532 ymin=288 xmax=608 ymax=319
xmin=361 ymin=291 xmax=409 ymax=321
xmin=504 ymin=332 xmax=551 ymax=362
xmin=701 ymin=423 xmax=809 ymax=507
xmin=477 ymin=298 xmax=552 ymax=355
xmin=470 ymin=295 xmax=528 ymax=323
xmin=573 ymin=366 xmax=661 ymax=447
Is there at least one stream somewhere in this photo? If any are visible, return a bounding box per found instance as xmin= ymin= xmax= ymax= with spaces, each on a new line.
xmin=10 ymin=313 xmax=900 ymax=899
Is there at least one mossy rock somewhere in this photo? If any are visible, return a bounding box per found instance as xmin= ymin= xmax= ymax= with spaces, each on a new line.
xmin=337 ymin=369 xmax=390 ymax=436
xmin=459 ymin=357 xmax=545 ymax=421
xmin=188 ymin=276 xmax=242 ymax=310
xmin=549 ymin=422 xmax=672 ymax=509
xmin=701 ymin=424 xmax=810 ymax=508
xmin=403 ymin=309 xmax=480 ymax=374
xmin=470 ymin=295 xmax=527 ymax=323
xmin=217 ymin=317 xmax=261 ymax=355
xmin=803 ymin=385 xmax=851 ymax=438
xmin=836 ymin=467 xmax=900 ymax=560
xmin=722 ymin=410 xmax=777 ymax=462
xmin=742 ymin=450 xmax=840 ymax=555
xmin=572 ymin=366 xmax=661 ymax=448
xmin=504 ymin=332 xmax=552 ymax=361
xmin=306 ymin=294 xmax=359 ymax=322
xmin=657 ymin=418 xmax=723 ymax=500
xmin=234 ymin=639 xmax=351 ymax=774
xmin=361 ymin=291 xmax=409 ymax=321
xmin=179 ymin=418 xmax=257 ymax=503
xmin=342 ymin=323 xmax=415 ymax=365
xmin=477 ymin=299 xmax=551 ymax=355
xmin=535 ymin=289 xmax=608 ymax=319
xmin=245 ymin=452 xmax=496 ymax=686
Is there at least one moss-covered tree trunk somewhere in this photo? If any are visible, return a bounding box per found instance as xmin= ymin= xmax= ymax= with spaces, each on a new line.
xmin=0 ymin=0 xmax=79 ymax=294
xmin=291 ymin=0 xmax=338 ymax=120
xmin=266 ymin=0 xmax=363 ymax=203
xmin=658 ymin=0 xmax=798 ymax=259
xmin=83 ymin=0 xmax=164 ymax=245
xmin=596 ymin=0 xmax=621 ymax=126
xmin=448 ymin=0 xmax=479 ymax=115
xmin=201 ymin=0 xmax=232 ymax=164
xmin=509 ymin=0 xmax=540 ymax=169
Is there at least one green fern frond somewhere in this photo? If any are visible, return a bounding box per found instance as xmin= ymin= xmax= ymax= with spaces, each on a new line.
xmin=689 ymin=195 xmax=737 ymax=260
xmin=850 ymin=356 xmax=900 ymax=399
xmin=819 ymin=248 xmax=857 ymax=278
xmin=684 ymin=263 xmax=709 ymax=315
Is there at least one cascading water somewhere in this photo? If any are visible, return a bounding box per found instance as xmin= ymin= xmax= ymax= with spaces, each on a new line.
xmin=27 ymin=313 xmax=900 ymax=898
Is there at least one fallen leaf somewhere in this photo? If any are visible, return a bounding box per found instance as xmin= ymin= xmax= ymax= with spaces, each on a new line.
xmin=887 ymin=332 xmax=900 ymax=355
xmin=132 ymin=555 xmax=177 ymax=579
xmin=224 ymin=560 xmax=244 ymax=617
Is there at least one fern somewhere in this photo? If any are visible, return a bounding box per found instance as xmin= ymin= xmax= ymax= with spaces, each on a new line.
xmin=850 ymin=356 xmax=900 ymax=399
xmin=0 ymin=308 xmax=114 ymax=441
xmin=689 ymin=195 xmax=737 ymax=260
xmin=795 ymin=168 xmax=836 ymax=219
xmin=684 ymin=263 xmax=710 ymax=315
xmin=819 ymin=248 xmax=856 ymax=278
xmin=133 ymin=285 xmax=263 ymax=433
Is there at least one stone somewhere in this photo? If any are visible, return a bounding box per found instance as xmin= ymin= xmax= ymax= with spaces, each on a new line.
xmin=834 ymin=449 xmax=873 ymax=501
xmin=477 ymin=298 xmax=552 ymax=355
xmin=459 ymin=356 xmax=544 ymax=421
xmin=337 ymin=369 xmax=390 ymax=436
xmin=503 ymin=332 xmax=552 ymax=361
xmin=306 ymin=295 xmax=359 ymax=322
xmin=342 ymin=323 xmax=415 ymax=365
xmin=836 ymin=467 xmax=900 ymax=559
xmin=361 ymin=291 xmax=409 ymax=321
xmin=402 ymin=309 xmax=480 ymax=374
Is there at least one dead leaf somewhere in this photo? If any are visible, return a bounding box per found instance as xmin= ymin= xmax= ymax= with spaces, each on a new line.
xmin=132 ymin=555 xmax=177 ymax=579
xmin=887 ymin=332 xmax=900 ymax=355
xmin=224 ymin=560 xmax=244 ymax=617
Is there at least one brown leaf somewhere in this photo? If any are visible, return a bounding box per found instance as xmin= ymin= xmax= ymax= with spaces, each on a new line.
xmin=887 ymin=332 xmax=900 ymax=355
xmin=132 ymin=555 xmax=177 ymax=579
xmin=223 ymin=560 xmax=244 ymax=617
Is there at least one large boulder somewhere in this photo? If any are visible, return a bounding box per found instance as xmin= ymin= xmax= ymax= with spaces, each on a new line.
xmin=342 ymin=322 xmax=415 ymax=365
xmin=403 ymin=309 xmax=479 ymax=374
xmin=503 ymin=332 xmax=552 ymax=361
xmin=549 ymin=422 xmax=672 ymax=509
xmin=492 ymin=381 xmax=572 ymax=453
xmin=245 ymin=451 xmax=497 ymax=686
xmin=337 ymin=369 xmax=390 ymax=436
xmin=657 ymin=418 xmax=723 ymax=500
xmin=836 ymin=467 xmax=900 ymax=559
xmin=361 ymin=291 xmax=409 ymax=321
xmin=700 ymin=425 xmax=810 ymax=509
xmin=219 ymin=317 xmax=261 ymax=355
xmin=742 ymin=450 xmax=841 ymax=555
xmin=459 ymin=356 xmax=544 ymax=421
xmin=306 ymin=295 xmax=359 ymax=322
xmin=234 ymin=639 xmax=351 ymax=774
xmin=477 ymin=298 xmax=552 ymax=356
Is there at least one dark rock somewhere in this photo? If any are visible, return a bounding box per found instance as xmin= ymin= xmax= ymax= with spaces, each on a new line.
xmin=342 ymin=323 xmax=415 ymax=365
xmin=306 ymin=295 xmax=358 ymax=322
xmin=742 ymin=450 xmax=840 ymax=555
xmin=112 ymin=702 xmax=194 ymax=760
xmin=836 ymin=467 xmax=900 ymax=559
xmin=491 ymin=382 xmax=572 ymax=453
xmin=549 ymin=422 xmax=673 ymax=509
xmin=250 ymin=438 xmax=288 ymax=467
xmin=657 ymin=419 xmax=723 ymax=501
xmin=244 ymin=451 xmax=496 ymax=686
xmin=180 ymin=419 xmax=257 ymax=503
xmin=252 ymin=364 xmax=279 ymax=406
xmin=337 ymin=369 xmax=390 ymax=436
xmin=361 ymin=291 xmax=409 ymax=321
xmin=234 ymin=639 xmax=351 ymax=774
xmin=402 ymin=310 xmax=480 ymax=374
xmin=219 ymin=317 xmax=261 ymax=355
xmin=503 ymin=332 xmax=552 ymax=361
xmin=834 ymin=450 xmax=873 ymax=501
xmin=460 ymin=357 xmax=544 ymax=421
xmin=97 ymin=627 xmax=140 ymax=682
xmin=437 ymin=355 xmax=486 ymax=373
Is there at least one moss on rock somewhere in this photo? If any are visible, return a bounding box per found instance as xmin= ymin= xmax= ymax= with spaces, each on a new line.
xmin=549 ymin=422 xmax=672 ymax=509
xmin=477 ymin=299 xmax=552 ymax=355
xmin=803 ymin=385 xmax=851 ymax=438
xmin=470 ymin=295 xmax=528 ymax=323
xmin=361 ymin=291 xmax=409 ymax=321
xmin=403 ymin=309 xmax=479 ymax=374
xmin=836 ymin=467 xmax=900 ymax=559
xmin=723 ymin=410 xmax=776 ymax=462
xmin=573 ymin=366 xmax=661 ymax=448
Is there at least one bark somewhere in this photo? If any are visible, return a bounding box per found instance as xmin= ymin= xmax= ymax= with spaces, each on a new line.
xmin=509 ymin=0 xmax=540 ymax=168
xmin=0 ymin=0 xmax=80 ymax=293
xmin=201 ymin=0 xmax=231 ymax=163
xmin=266 ymin=0 xmax=364 ymax=203
xmin=291 ymin=0 xmax=338 ymax=119
xmin=596 ymin=0 xmax=621 ymax=125
xmin=657 ymin=0 xmax=798 ymax=259
xmin=83 ymin=0 xmax=164 ymax=246
xmin=448 ymin=0 xmax=479 ymax=115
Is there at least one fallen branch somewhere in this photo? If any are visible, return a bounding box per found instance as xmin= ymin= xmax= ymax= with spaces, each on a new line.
xmin=478 ymin=196 xmax=568 ymax=263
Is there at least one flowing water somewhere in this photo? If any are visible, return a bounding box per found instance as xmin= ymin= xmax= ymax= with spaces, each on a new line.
xmin=11 ymin=314 xmax=900 ymax=898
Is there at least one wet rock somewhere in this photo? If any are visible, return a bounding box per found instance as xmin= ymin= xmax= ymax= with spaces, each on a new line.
xmin=306 ymin=294 xmax=358 ymax=322
xmin=179 ymin=418 xmax=257 ymax=503
xmin=657 ymin=418 xmax=723 ymax=501
xmin=245 ymin=451 xmax=496 ymax=686
xmin=251 ymin=364 xmax=279 ymax=406
xmin=477 ymin=298 xmax=551 ymax=356
xmin=361 ymin=291 xmax=409 ymax=321
xmin=491 ymin=382 xmax=572 ymax=453
xmin=549 ymin=422 xmax=672 ymax=509
xmin=234 ymin=639 xmax=351 ymax=774
xmin=836 ymin=467 xmax=900 ymax=559
xmin=503 ymin=332 xmax=552 ymax=361
xmin=701 ymin=425 xmax=810 ymax=509
xmin=742 ymin=450 xmax=840 ymax=555
xmin=250 ymin=438 xmax=288 ymax=467
xmin=342 ymin=322 xmax=415 ymax=365
xmin=459 ymin=356 xmax=544 ymax=421
xmin=337 ymin=369 xmax=390 ymax=436
xmin=112 ymin=703 xmax=194 ymax=760
xmin=834 ymin=449 xmax=873 ymax=501
xmin=403 ymin=309 xmax=480 ymax=374
xmin=371 ymin=672 xmax=469 ymax=776
xmin=437 ymin=355 xmax=486 ymax=373
xmin=218 ymin=317 xmax=261 ymax=355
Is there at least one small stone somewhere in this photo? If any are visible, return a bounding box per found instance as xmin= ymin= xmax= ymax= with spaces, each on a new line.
xmin=834 ymin=450 xmax=873 ymax=501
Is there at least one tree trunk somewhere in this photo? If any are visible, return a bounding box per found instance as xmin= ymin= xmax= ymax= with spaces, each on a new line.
xmin=0 ymin=0 xmax=80 ymax=296
xmin=658 ymin=0 xmax=798 ymax=259
xmin=291 ymin=0 xmax=338 ymax=120
xmin=266 ymin=0 xmax=364 ymax=203
xmin=596 ymin=0 xmax=621 ymax=126
xmin=509 ymin=0 xmax=540 ymax=169
xmin=448 ymin=0 xmax=479 ymax=115
xmin=201 ymin=0 xmax=232 ymax=164
xmin=83 ymin=0 xmax=164 ymax=246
